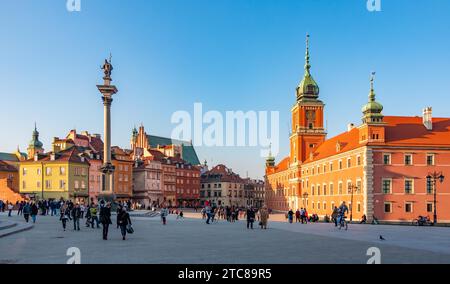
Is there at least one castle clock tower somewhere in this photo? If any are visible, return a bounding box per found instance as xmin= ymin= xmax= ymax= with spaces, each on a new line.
xmin=290 ymin=35 xmax=326 ymax=164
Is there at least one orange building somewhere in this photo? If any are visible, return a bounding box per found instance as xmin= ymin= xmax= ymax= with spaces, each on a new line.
xmin=0 ymin=161 xmax=23 ymax=203
xmin=110 ymin=146 xmax=134 ymax=202
xmin=266 ymin=35 xmax=450 ymax=224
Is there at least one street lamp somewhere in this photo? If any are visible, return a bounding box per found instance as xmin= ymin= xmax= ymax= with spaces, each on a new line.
xmin=348 ymin=184 xmax=358 ymax=222
xmin=426 ymin=171 xmax=444 ymax=225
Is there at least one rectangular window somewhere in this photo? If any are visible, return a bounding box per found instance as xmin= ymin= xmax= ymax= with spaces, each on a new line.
xmin=427 ymin=154 xmax=435 ymax=166
xmin=427 ymin=180 xmax=434 ymax=194
xmin=338 ymin=183 xmax=343 ymax=195
xmin=347 ymin=158 xmax=351 ymax=168
xmin=383 ymin=154 xmax=391 ymax=165
xmin=46 ymin=167 xmax=52 ymax=176
xmin=329 ymin=183 xmax=334 ymax=195
xmin=74 ymin=180 xmax=79 ymax=189
xmin=357 ymin=156 xmax=362 ymax=166
xmin=23 ymin=168 xmax=27 ymax=176
xmin=357 ymin=203 xmax=361 ymax=213
xmin=338 ymin=161 xmax=343 ymax=170
xmin=382 ymin=179 xmax=392 ymax=194
xmin=427 ymin=203 xmax=433 ymax=213
xmin=384 ymin=202 xmax=392 ymax=213
xmin=323 ymin=185 xmax=327 ymax=196
xmin=23 ymin=181 xmax=26 ymax=189
xmin=37 ymin=168 xmax=41 ymax=175
xmin=405 ymin=202 xmax=413 ymax=213
xmin=404 ymin=154 xmax=412 ymax=166
xmin=317 ymin=185 xmax=321 ymax=196
xmin=37 ymin=181 xmax=41 ymax=188
xmin=330 ymin=163 xmax=333 ymax=172
xmin=60 ymin=167 xmax=65 ymax=175
xmin=45 ymin=180 xmax=51 ymax=189
xmin=405 ymin=179 xmax=414 ymax=194
xmin=356 ymin=180 xmax=362 ymax=194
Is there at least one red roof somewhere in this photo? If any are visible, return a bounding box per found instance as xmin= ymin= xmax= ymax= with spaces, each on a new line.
xmin=0 ymin=161 xmax=18 ymax=172
xmin=383 ymin=116 xmax=450 ymax=147
xmin=26 ymin=147 xmax=89 ymax=164
xmin=89 ymin=136 xmax=104 ymax=152
xmin=202 ymin=164 xmax=244 ymax=182
xmin=273 ymin=157 xmax=290 ymax=173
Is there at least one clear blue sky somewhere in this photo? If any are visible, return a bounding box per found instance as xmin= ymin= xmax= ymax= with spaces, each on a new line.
xmin=1 ymin=0 xmax=449 ymax=178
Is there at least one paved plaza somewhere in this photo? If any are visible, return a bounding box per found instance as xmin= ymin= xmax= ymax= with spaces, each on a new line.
xmin=1 ymin=212 xmax=450 ymax=264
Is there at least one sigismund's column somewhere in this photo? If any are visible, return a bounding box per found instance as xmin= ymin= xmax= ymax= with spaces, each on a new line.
xmin=97 ymin=57 xmax=118 ymax=199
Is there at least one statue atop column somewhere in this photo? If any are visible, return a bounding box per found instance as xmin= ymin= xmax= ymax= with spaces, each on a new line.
xmin=101 ymin=55 xmax=113 ymax=80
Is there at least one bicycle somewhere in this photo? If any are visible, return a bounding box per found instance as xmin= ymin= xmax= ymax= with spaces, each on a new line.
xmin=338 ymin=215 xmax=348 ymax=230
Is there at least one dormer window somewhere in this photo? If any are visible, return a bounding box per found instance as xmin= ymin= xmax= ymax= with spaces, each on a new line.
xmin=50 ymin=154 xmax=56 ymax=161
xmin=336 ymin=142 xmax=341 ymax=152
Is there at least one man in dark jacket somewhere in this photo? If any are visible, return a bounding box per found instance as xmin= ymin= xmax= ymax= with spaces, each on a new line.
xmin=246 ymin=207 xmax=256 ymax=229
xmin=23 ymin=202 xmax=31 ymax=222
xmin=117 ymin=207 xmax=132 ymax=240
xmin=71 ymin=203 xmax=82 ymax=231
xmin=99 ymin=201 xmax=112 ymax=240
xmin=30 ymin=202 xmax=39 ymax=223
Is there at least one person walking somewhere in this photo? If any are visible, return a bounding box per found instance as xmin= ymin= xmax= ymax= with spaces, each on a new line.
xmin=80 ymin=203 xmax=85 ymax=219
xmin=71 ymin=203 xmax=81 ymax=231
xmin=246 ymin=207 xmax=256 ymax=229
xmin=295 ymin=209 xmax=301 ymax=223
xmin=90 ymin=204 xmax=100 ymax=228
xmin=287 ymin=209 xmax=294 ymax=224
xmin=331 ymin=206 xmax=339 ymax=227
xmin=99 ymin=202 xmax=112 ymax=240
xmin=117 ymin=207 xmax=132 ymax=240
xmin=23 ymin=202 xmax=31 ymax=223
xmin=60 ymin=204 xmax=70 ymax=231
xmin=259 ymin=206 xmax=269 ymax=229
xmin=160 ymin=206 xmax=169 ymax=225
xmin=7 ymin=202 xmax=13 ymax=217
xmin=30 ymin=202 xmax=38 ymax=223
xmin=17 ymin=201 xmax=24 ymax=216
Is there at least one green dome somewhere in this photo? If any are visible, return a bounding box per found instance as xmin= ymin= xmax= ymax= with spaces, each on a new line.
xmin=297 ymin=74 xmax=320 ymax=101
xmin=296 ymin=34 xmax=320 ymax=102
xmin=362 ymin=100 xmax=383 ymax=113
xmin=28 ymin=125 xmax=43 ymax=149
xmin=362 ymin=73 xmax=384 ymax=124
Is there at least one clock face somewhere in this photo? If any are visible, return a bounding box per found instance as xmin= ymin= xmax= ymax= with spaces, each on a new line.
xmin=306 ymin=110 xmax=316 ymax=121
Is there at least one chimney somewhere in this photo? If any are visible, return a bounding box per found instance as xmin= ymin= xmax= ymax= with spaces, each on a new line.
xmin=423 ymin=107 xmax=433 ymax=131
xmin=347 ymin=123 xmax=355 ymax=132
xmin=52 ymin=138 xmax=61 ymax=153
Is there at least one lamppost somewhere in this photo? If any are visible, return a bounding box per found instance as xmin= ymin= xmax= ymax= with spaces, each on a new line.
xmin=302 ymin=192 xmax=309 ymax=209
xmin=348 ymin=184 xmax=358 ymax=222
xmin=426 ymin=172 xmax=444 ymax=225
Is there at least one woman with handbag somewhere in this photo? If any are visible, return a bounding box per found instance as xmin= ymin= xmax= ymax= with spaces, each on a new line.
xmin=60 ymin=203 xmax=70 ymax=231
xmin=117 ymin=207 xmax=132 ymax=240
